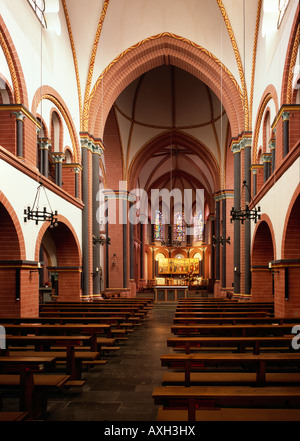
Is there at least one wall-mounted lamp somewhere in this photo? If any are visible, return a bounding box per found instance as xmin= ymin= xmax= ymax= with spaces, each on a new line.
xmin=112 ymin=254 xmax=117 ymax=267
xmin=92 ymin=267 xmax=99 ymax=277
xmin=30 ymin=262 xmax=42 ymax=273
xmin=268 ymin=262 xmax=279 ymax=273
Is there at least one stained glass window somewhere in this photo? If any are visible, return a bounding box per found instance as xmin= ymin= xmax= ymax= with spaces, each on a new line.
xmin=154 ymin=210 xmax=163 ymax=240
xmin=173 ymin=211 xmax=185 ymax=242
xmin=27 ymin=0 xmax=46 ymax=27
xmin=193 ymin=209 xmax=204 ymax=241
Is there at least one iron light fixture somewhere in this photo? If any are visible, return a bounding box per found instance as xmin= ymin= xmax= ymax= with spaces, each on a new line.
xmin=230 ymin=181 xmax=261 ymax=224
xmin=212 ymin=235 xmax=230 ymax=246
xmin=24 ymin=184 xmax=58 ymax=227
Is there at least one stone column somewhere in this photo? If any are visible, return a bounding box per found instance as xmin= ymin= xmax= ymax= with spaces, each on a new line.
xmin=105 ymin=197 xmax=109 ymax=289
xmin=215 ymin=198 xmax=220 ymax=282
xmin=221 ymin=197 xmax=226 ymax=288
xmin=39 ymin=138 xmax=51 ymax=178
xmin=282 ymin=111 xmax=289 ymax=158
xmin=231 ymin=141 xmax=241 ymax=294
xmin=92 ymin=143 xmax=103 ymax=297
xmin=80 ymin=138 xmax=90 ymax=298
xmin=243 ymin=136 xmax=252 ymax=296
xmin=124 ymin=199 xmax=130 ymax=289
xmin=270 ymin=138 xmax=276 ymax=173
xmin=52 ymin=152 xmax=65 ymax=187
xmin=140 ymin=222 xmax=145 ymax=280
xmin=262 ymin=153 xmax=272 ymax=183
xmin=74 ymin=166 xmax=81 ymax=198
xmin=252 ymin=167 xmax=257 ymax=197
xmin=13 ymin=111 xmax=26 ymax=158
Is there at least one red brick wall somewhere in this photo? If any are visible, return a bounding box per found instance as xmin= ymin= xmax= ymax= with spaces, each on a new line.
xmin=62 ymin=166 xmax=75 ymax=197
xmin=0 ymin=110 xmax=16 ymax=155
xmin=276 ymin=192 xmax=300 ymax=317
xmin=284 ymin=194 xmax=300 ymax=260
xmin=20 ymin=270 xmax=39 ymax=316
xmin=23 ymin=117 xmax=37 ymax=166
xmin=251 ymin=220 xmax=275 ymax=302
xmin=0 ymin=269 xmax=19 ymax=317
xmin=289 ymin=111 xmax=300 ymax=149
xmin=103 ymin=108 xmax=126 ymax=290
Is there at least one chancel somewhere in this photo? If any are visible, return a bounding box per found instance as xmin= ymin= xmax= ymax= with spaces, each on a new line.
xmin=0 ymin=0 xmax=299 ymax=424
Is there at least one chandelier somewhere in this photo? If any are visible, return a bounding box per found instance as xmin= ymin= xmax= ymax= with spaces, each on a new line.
xmin=230 ymin=181 xmax=261 ymax=224
xmin=24 ymin=184 xmax=58 ymax=227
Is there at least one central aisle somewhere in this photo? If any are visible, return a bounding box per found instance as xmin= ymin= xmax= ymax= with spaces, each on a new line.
xmin=47 ymin=303 xmax=176 ymax=421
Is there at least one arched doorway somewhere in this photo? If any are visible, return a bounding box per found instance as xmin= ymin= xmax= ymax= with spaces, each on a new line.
xmin=36 ymin=219 xmax=82 ymax=302
xmin=251 ymin=218 xmax=275 ymax=303
xmin=0 ymin=201 xmax=23 ymax=316
xmin=280 ymin=192 xmax=300 ymax=317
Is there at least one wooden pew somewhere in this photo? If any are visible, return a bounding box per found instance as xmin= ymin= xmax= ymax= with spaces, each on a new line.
xmin=5 ymin=350 xmax=100 ymax=381
xmin=2 ymin=323 xmax=112 ymax=350
xmin=174 ymin=311 xmax=272 ymax=318
xmin=173 ymin=316 xmax=297 ymax=325
xmin=0 ymin=411 xmax=29 ymax=421
xmin=167 ymin=335 xmax=295 ymax=354
xmin=152 ymin=385 xmax=300 ymax=421
xmin=176 ymin=305 xmax=274 ymax=311
xmin=38 ymin=312 xmax=140 ymax=327
xmin=0 ymin=373 xmax=70 ymax=418
xmin=3 ymin=334 xmax=95 ymax=380
xmin=171 ymin=323 xmax=297 ymax=337
xmin=160 ymin=352 xmax=300 ymax=386
xmin=0 ymin=355 xmax=62 ymax=418
xmin=156 ymin=407 xmax=300 ymax=421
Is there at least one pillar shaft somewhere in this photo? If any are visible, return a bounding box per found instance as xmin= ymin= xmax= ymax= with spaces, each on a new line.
xmin=92 ymin=151 xmax=101 ymax=296
xmin=244 ymin=142 xmax=251 ymax=295
xmin=282 ymin=112 xmax=289 ymax=158
xmin=232 ymin=143 xmax=241 ymax=294
xmin=81 ymin=145 xmax=89 ymax=297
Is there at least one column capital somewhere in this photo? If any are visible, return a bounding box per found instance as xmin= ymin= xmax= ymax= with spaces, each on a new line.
xmin=214 ymin=190 xmax=234 ymax=201
xmin=282 ymin=111 xmax=290 ymax=122
xmin=73 ymin=165 xmax=82 ymax=174
xmin=51 ymin=152 xmax=66 ymax=163
xmin=231 ymin=141 xmax=241 ymax=154
xmin=12 ymin=110 xmax=26 ymax=121
xmin=240 ymin=136 xmax=252 ymax=149
xmin=262 ymin=153 xmax=272 ymax=163
xmin=80 ymin=133 xmax=105 ymax=155
xmin=269 ymin=139 xmax=276 ymax=150
xmin=38 ymin=138 xmax=51 ymax=150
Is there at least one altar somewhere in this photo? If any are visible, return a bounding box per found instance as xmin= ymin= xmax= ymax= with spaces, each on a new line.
xmin=154 ymin=286 xmax=188 ymax=302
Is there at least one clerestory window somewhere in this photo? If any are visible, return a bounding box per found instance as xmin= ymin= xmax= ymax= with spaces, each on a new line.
xmin=27 ymin=0 xmax=46 ymax=27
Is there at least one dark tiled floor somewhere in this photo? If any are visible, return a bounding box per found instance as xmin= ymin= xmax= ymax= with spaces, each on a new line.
xmin=0 ymin=303 xmax=175 ymax=421
xmin=46 ymin=304 xmax=175 ymax=421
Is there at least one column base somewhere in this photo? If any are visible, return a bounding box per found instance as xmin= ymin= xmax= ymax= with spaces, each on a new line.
xmin=130 ymin=280 xmax=136 ymax=297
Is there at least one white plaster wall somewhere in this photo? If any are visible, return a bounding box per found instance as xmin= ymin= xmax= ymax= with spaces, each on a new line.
xmin=0 ymin=159 xmax=82 ymax=261
xmin=252 ymin=0 xmax=299 ymax=122
xmin=1 ymin=0 xmax=81 ymax=132
xmin=251 ymin=157 xmax=300 ymax=259
xmin=93 ymin=0 xmax=240 ymax=91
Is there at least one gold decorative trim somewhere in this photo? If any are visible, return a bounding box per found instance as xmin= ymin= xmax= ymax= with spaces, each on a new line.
xmin=271 ymin=105 xmax=300 ymax=129
xmin=0 ymin=104 xmax=40 ymax=127
xmin=82 ymin=0 xmax=110 ymax=131
xmin=252 ymin=94 xmax=272 ymax=162
xmin=62 ymin=0 xmax=83 ymax=126
xmin=216 ymin=0 xmax=249 ymax=130
xmin=42 ymin=94 xmax=78 ymax=163
xmin=249 ymin=0 xmax=263 ymax=129
xmin=0 ymin=29 xmax=21 ymax=103
xmin=84 ymin=32 xmax=243 ymax=132
xmin=287 ymin=23 xmax=300 ymax=104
